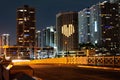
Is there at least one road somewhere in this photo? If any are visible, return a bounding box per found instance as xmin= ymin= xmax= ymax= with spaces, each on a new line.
xmin=30 ymin=64 xmax=120 ymax=80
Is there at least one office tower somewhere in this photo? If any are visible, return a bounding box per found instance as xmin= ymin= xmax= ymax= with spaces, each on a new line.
xmin=56 ymin=12 xmax=78 ymax=54
xmin=89 ymin=1 xmax=119 ymax=54
xmin=0 ymin=34 xmax=10 ymax=54
xmin=78 ymin=8 xmax=91 ymax=44
xmin=89 ymin=4 xmax=102 ymax=46
xmin=16 ymin=5 xmax=36 ymax=46
xmin=1 ymin=34 xmax=10 ymax=46
xmin=46 ymin=26 xmax=55 ymax=48
xmin=100 ymin=1 xmax=119 ymax=54
xmin=42 ymin=26 xmax=55 ymax=48
xmin=36 ymin=30 xmax=41 ymax=47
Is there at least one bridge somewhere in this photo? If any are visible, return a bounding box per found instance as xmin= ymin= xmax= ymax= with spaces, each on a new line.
xmin=1 ymin=56 xmax=120 ymax=80
xmin=12 ymin=56 xmax=120 ymax=67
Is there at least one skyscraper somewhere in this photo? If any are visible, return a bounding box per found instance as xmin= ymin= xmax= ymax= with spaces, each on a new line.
xmin=36 ymin=30 xmax=41 ymax=47
xmin=56 ymin=12 xmax=78 ymax=55
xmin=1 ymin=34 xmax=10 ymax=46
xmin=42 ymin=26 xmax=55 ymax=48
xmin=16 ymin=5 xmax=36 ymax=47
xmin=89 ymin=4 xmax=102 ymax=46
xmin=0 ymin=34 xmax=10 ymax=54
xmin=89 ymin=1 xmax=119 ymax=54
xmin=78 ymin=8 xmax=91 ymax=44
xmin=99 ymin=1 xmax=119 ymax=54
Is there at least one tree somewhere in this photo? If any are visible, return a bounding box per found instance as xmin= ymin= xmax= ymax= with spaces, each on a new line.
xmin=78 ymin=42 xmax=95 ymax=50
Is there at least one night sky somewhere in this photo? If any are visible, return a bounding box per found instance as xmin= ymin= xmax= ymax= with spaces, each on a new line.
xmin=0 ymin=0 xmax=108 ymax=45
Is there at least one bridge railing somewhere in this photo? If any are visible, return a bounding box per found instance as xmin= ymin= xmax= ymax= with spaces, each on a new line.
xmin=12 ymin=56 xmax=120 ymax=67
xmin=88 ymin=56 xmax=120 ymax=66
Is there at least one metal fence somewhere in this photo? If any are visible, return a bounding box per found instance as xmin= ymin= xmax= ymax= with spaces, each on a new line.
xmin=87 ymin=56 xmax=120 ymax=66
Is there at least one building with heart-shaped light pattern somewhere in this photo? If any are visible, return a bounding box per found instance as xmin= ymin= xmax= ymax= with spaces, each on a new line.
xmin=56 ymin=12 xmax=78 ymax=56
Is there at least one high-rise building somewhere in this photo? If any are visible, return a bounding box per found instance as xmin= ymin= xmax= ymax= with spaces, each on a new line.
xmin=56 ymin=12 xmax=78 ymax=54
xmin=16 ymin=5 xmax=36 ymax=47
xmin=0 ymin=34 xmax=10 ymax=54
xmin=89 ymin=4 xmax=102 ymax=46
xmin=42 ymin=26 xmax=55 ymax=48
xmin=78 ymin=8 xmax=91 ymax=44
xmin=100 ymin=1 xmax=119 ymax=53
xmin=1 ymin=34 xmax=10 ymax=46
xmin=35 ymin=30 xmax=41 ymax=47
xmin=40 ymin=26 xmax=56 ymax=58
xmin=89 ymin=1 xmax=119 ymax=54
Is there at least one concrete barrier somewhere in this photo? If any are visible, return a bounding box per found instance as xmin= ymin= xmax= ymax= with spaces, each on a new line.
xmin=3 ymin=65 xmax=34 ymax=80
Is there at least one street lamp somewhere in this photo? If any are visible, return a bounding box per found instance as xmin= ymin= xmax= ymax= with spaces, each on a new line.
xmin=65 ymin=41 xmax=68 ymax=57
xmin=3 ymin=45 xmax=9 ymax=59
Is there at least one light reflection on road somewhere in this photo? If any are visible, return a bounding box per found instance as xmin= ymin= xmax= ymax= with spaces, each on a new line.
xmin=77 ymin=65 xmax=120 ymax=71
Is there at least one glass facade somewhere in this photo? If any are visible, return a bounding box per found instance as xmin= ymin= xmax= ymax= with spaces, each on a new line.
xmin=78 ymin=8 xmax=91 ymax=44
xmin=42 ymin=26 xmax=55 ymax=48
xmin=89 ymin=4 xmax=102 ymax=46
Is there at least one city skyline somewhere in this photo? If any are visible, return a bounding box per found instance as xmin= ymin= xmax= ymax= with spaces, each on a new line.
xmin=0 ymin=0 xmax=107 ymax=45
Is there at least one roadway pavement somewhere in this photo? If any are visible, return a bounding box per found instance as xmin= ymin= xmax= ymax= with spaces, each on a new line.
xmin=30 ymin=64 xmax=120 ymax=80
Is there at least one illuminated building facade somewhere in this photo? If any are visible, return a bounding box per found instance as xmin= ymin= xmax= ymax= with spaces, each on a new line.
xmin=36 ymin=30 xmax=41 ymax=47
xmin=16 ymin=5 xmax=36 ymax=46
xmin=99 ymin=1 xmax=119 ymax=53
xmin=89 ymin=4 xmax=102 ymax=46
xmin=89 ymin=1 xmax=119 ymax=54
xmin=78 ymin=8 xmax=91 ymax=44
xmin=78 ymin=1 xmax=119 ymax=54
xmin=0 ymin=34 xmax=10 ymax=54
xmin=56 ymin=12 xmax=78 ymax=54
xmin=1 ymin=34 xmax=10 ymax=46
xmin=42 ymin=26 xmax=55 ymax=48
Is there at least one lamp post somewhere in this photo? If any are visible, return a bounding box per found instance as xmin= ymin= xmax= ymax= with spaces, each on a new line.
xmin=65 ymin=41 xmax=68 ymax=57
xmin=3 ymin=45 xmax=9 ymax=59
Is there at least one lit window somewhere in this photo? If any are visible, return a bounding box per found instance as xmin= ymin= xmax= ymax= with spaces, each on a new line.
xmin=24 ymin=17 xmax=27 ymax=21
xmin=24 ymin=9 xmax=27 ymax=12
xmin=19 ymin=9 xmax=24 ymax=12
xmin=30 ymin=27 xmax=35 ymax=29
xmin=95 ymin=40 xmax=98 ymax=44
xmin=103 ymin=31 xmax=106 ymax=33
xmin=18 ymin=9 xmax=27 ymax=12
xmin=106 ymin=38 xmax=111 ymax=41
xmin=19 ymin=40 xmax=22 ymax=42
xmin=116 ymin=14 xmax=118 ymax=16
xmin=113 ymin=8 xmax=115 ymax=10
xmin=24 ymin=34 xmax=29 ymax=37
xmin=24 ymin=30 xmax=29 ymax=32
xmin=30 ymin=11 xmax=34 ymax=13
xmin=18 ymin=18 xmax=23 ymax=20
xmin=18 ymin=38 xmax=23 ymax=40
xmin=88 ymin=33 xmax=90 ymax=35
xmin=18 ymin=21 xmax=23 ymax=24
xmin=94 ymin=21 xmax=97 ymax=32
xmin=105 ymin=16 xmax=110 ymax=19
